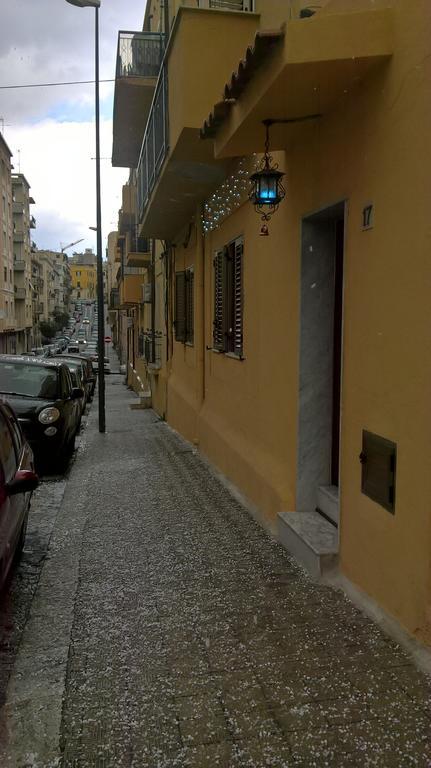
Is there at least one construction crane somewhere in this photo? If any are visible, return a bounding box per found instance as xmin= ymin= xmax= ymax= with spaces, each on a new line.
xmin=60 ymin=238 xmax=84 ymax=254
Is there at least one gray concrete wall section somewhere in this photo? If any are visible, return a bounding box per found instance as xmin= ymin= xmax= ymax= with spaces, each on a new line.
xmin=0 ymin=354 xmax=430 ymax=766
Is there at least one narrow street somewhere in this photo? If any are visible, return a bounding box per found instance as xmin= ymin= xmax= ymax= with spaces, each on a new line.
xmin=0 ymin=352 xmax=430 ymax=768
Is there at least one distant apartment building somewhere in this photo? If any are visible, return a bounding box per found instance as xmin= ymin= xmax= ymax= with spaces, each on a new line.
xmin=36 ymin=250 xmax=72 ymax=316
xmin=70 ymin=249 xmax=97 ymax=301
xmin=0 ymin=133 xmax=16 ymax=353
xmin=12 ymin=173 xmax=36 ymax=352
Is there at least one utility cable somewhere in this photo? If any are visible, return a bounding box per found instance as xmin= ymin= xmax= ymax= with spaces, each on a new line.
xmin=0 ymin=79 xmax=114 ymax=90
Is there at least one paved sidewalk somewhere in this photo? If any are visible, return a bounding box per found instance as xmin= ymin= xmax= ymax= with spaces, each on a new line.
xmin=1 ymin=367 xmax=431 ymax=767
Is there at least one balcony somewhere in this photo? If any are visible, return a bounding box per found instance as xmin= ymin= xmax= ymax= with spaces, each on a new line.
xmin=109 ymin=288 xmax=120 ymax=309
xmin=119 ymin=270 xmax=145 ymax=307
xmin=13 ymin=231 xmax=25 ymax=243
xmin=13 ymin=260 xmax=26 ymax=271
xmin=127 ymin=236 xmax=151 ymax=268
xmin=112 ymin=31 xmax=164 ymax=168
xmin=12 ymin=201 xmax=24 ymax=215
xmin=14 ymin=287 xmax=26 ymax=300
xmin=30 ymin=215 xmax=36 ymax=229
xmin=136 ymin=5 xmax=259 ymax=239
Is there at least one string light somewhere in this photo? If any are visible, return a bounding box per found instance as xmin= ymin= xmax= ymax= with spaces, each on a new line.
xmin=202 ymin=156 xmax=261 ymax=234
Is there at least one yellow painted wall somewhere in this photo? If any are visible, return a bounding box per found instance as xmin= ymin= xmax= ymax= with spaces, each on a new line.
xmin=167 ymin=8 xmax=259 ymax=150
xmin=70 ymin=264 xmax=96 ymax=299
xmin=166 ymin=0 xmax=431 ymax=636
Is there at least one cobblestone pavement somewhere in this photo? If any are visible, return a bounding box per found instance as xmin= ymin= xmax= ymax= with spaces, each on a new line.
xmin=1 ymin=364 xmax=431 ymax=767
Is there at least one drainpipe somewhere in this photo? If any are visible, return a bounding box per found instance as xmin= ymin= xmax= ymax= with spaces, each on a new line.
xmin=164 ymin=0 xmax=170 ymax=47
xmin=132 ymin=309 xmax=136 ymax=370
xmin=151 ymin=238 xmax=156 ymax=364
xmin=197 ymin=208 xmax=205 ymax=410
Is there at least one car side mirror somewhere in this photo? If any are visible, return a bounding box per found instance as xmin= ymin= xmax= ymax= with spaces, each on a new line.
xmin=71 ymin=387 xmax=84 ymax=400
xmin=6 ymin=469 xmax=39 ymax=497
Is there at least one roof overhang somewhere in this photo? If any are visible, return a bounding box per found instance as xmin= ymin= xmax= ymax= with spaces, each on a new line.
xmin=201 ymin=8 xmax=394 ymax=158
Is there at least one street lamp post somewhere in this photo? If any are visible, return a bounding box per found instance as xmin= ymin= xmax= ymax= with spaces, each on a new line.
xmin=65 ymin=0 xmax=105 ymax=433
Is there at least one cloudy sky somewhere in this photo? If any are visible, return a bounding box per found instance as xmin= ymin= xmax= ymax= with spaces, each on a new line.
xmin=0 ymin=0 xmax=147 ymax=255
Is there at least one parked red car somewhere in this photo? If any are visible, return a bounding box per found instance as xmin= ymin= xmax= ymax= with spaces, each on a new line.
xmin=0 ymin=402 xmax=39 ymax=588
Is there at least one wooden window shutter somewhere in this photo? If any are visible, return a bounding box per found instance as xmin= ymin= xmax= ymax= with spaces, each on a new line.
xmin=174 ymin=271 xmax=186 ymax=342
xmin=185 ymin=269 xmax=194 ymax=344
xmin=233 ymin=239 xmax=243 ymax=357
xmin=213 ymin=250 xmax=226 ymax=351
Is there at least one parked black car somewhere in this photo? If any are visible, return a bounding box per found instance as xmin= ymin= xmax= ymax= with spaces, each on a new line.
xmin=53 ymin=357 xmax=87 ymax=418
xmin=54 ymin=354 xmax=96 ymax=400
xmin=0 ymin=401 xmax=39 ymax=588
xmin=0 ymin=356 xmax=83 ymax=473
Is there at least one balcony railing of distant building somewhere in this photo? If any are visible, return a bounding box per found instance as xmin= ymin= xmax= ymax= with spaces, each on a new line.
xmin=116 ymin=31 xmax=164 ymax=80
xmin=137 ymin=66 xmax=168 ymax=223
xmin=110 ymin=288 xmax=120 ymax=309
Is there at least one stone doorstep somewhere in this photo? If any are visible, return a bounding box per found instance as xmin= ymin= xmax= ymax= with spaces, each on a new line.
xmin=130 ymin=391 xmax=152 ymax=411
xmin=317 ymin=485 xmax=339 ymax=525
xmin=277 ymin=511 xmax=339 ymax=580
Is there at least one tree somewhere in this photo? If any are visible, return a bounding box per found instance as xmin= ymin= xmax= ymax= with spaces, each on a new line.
xmin=52 ymin=309 xmax=70 ymax=331
xmin=39 ymin=320 xmax=57 ymax=340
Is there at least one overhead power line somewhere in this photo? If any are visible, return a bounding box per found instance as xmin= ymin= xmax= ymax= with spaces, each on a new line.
xmin=0 ymin=78 xmax=114 ymax=90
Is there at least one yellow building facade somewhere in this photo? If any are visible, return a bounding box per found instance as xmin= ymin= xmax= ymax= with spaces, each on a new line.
xmin=112 ymin=0 xmax=431 ymax=642
xmin=70 ymin=262 xmax=96 ymax=301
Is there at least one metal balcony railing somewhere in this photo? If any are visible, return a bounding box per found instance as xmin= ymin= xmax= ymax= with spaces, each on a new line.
xmin=199 ymin=0 xmax=254 ymax=9
xmin=123 ymin=266 xmax=146 ymax=276
xmin=116 ymin=31 xmax=164 ymax=80
xmin=137 ymin=66 xmax=168 ymax=222
xmin=13 ymin=260 xmax=26 ymax=271
xmin=141 ymin=332 xmax=162 ymax=367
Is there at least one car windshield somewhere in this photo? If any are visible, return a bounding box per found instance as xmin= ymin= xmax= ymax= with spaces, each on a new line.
xmin=0 ymin=362 xmax=59 ymax=399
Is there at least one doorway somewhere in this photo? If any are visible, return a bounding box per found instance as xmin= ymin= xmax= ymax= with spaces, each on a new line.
xmin=296 ymin=202 xmax=345 ymax=525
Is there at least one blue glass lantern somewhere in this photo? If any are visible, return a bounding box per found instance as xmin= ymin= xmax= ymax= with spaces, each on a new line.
xmin=249 ymin=121 xmax=285 ymax=235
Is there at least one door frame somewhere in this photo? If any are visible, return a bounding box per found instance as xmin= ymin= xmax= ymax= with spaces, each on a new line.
xmin=296 ymin=199 xmax=347 ymax=516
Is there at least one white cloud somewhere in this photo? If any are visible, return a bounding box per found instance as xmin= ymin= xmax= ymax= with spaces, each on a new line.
xmin=0 ymin=0 xmax=150 ymax=255
xmin=7 ymin=119 xmax=128 ymax=253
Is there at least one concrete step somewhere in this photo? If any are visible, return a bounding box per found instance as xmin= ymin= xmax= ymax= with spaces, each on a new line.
xmin=317 ymin=484 xmax=339 ymax=525
xmin=277 ymin=511 xmax=338 ymax=579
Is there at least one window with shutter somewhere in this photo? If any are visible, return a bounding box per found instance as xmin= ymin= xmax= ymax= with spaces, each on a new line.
xmin=212 ymin=238 xmax=244 ymax=357
xmin=185 ymin=268 xmax=194 ymax=344
xmin=233 ymin=239 xmax=243 ymax=357
xmin=175 ymin=271 xmax=186 ymax=342
xmin=213 ymin=250 xmax=226 ymax=351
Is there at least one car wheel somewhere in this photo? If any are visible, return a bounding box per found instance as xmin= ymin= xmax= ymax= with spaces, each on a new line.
xmin=67 ymin=433 xmax=76 ymax=456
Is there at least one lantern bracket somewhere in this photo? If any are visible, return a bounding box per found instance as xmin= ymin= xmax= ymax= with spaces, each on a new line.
xmin=249 ymin=114 xmax=321 ymax=234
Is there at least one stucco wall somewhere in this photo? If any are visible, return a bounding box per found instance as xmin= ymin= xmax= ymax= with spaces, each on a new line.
xmin=165 ymin=0 xmax=431 ymax=636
